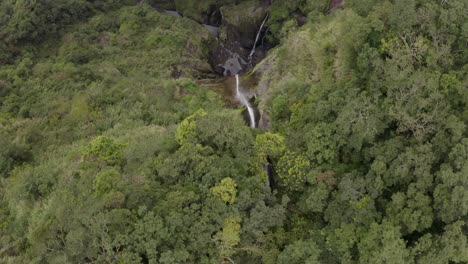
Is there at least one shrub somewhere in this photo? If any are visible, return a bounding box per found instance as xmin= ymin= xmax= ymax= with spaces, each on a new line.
xmin=84 ymin=136 xmax=126 ymax=166
xmin=210 ymin=177 xmax=238 ymax=204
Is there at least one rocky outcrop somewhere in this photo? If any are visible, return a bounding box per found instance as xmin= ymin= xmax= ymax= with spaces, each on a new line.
xmin=209 ymin=0 xmax=269 ymax=75
xmin=174 ymin=0 xmax=214 ymax=24
xmin=154 ymin=0 xmax=268 ymax=32
xmin=220 ymin=0 xmax=268 ymax=48
xmin=173 ymin=0 xmax=238 ymax=25
xmin=151 ymin=0 xmax=176 ymax=10
xmin=155 ymin=0 xmax=270 ymax=76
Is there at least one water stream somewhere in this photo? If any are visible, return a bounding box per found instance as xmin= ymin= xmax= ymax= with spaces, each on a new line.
xmin=235 ymin=75 xmax=256 ymax=128
xmin=161 ymin=5 xmax=272 ymax=185
xmin=249 ymin=13 xmax=269 ymax=59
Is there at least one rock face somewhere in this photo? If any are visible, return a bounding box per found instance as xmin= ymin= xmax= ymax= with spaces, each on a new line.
xmin=174 ymin=0 xmax=240 ymax=25
xmin=156 ymin=0 xmax=267 ymax=31
xmin=151 ymin=0 xmax=176 ymax=10
xmin=208 ymin=0 xmax=269 ymax=75
xmin=203 ymin=24 xmax=219 ymax=37
xmin=220 ymin=0 xmax=268 ymax=48
xmin=174 ymin=0 xmax=214 ymax=24
xmin=155 ymin=0 xmax=270 ymax=76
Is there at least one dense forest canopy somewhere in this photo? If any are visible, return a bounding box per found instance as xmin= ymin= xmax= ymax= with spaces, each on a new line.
xmin=0 ymin=0 xmax=467 ymax=263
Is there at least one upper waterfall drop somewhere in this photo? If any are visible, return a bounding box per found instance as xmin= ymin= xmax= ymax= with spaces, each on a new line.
xmin=249 ymin=13 xmax=269 ymax=59
xmin=235 ymin=75 xmax=256 ymax=128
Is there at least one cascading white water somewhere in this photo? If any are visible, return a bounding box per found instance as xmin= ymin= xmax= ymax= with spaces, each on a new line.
xmin=235 ymin=75 xmax=256 ymax=128
xmin=248 ymin=13 xmax=269 ymax=59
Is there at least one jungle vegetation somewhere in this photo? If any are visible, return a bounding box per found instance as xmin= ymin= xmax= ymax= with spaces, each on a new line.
xmin=0 ymin=0 xmax=467 ymax=263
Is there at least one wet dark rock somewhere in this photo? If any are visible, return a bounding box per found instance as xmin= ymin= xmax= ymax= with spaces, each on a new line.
xmin=151 ymin=0 xmax=176 ymax=10
xmin=208 ymin=9 xmax=223 ymax=26
xmin=173 ymin=0 xmax=234 ymax=25
xmin=249 ymin=47 xmax=266 ymax=65
xmin=154 ymin=0 xmax=271 ymax=78
xmin=174 ymin=0 xmax=209 ymax=24
xmin=172 ymin=0 xmax=261 ymax=26
xmin=207 ymin=0 xmax=270 ymax=76
xmin=208 ymin=36 xmax=268 ymax=76
xmin=220 ymin=0 xmax=268 ymax=49
xmin=209 ymin=41 xmax=249 ymax=76
xmin=203 ymin=25 xmax=219 ymax=37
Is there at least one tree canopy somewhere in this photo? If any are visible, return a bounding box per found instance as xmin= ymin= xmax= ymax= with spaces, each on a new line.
xmin=0 ymin=0 xmax=467 ymax=263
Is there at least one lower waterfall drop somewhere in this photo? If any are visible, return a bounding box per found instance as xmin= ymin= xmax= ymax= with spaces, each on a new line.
xmin=235 ymin=74 xmax=256 ymax=128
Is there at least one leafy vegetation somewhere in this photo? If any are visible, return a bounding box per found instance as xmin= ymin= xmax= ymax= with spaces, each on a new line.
xmin=0 ymin=0 xmax=467 ymax=263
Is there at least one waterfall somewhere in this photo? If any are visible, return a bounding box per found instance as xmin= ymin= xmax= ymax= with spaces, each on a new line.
xmin=248 ymin=13 xmax=269 ymax=59
xmin=235 ymin=75 xmax=256 ymax=128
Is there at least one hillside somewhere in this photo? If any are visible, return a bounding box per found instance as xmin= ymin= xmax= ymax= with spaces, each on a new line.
xmin=0 ymin=0 xmax=467 ymax=263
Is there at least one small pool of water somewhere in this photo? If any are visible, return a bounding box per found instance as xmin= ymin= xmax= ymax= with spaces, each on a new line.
xmin=197 ymin=75 xmax=260 ymax=127
xmin=197 ymin=75 xmax=258 ymax=107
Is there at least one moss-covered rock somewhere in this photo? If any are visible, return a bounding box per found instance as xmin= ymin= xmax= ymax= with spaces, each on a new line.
xmin=175 ymin=0 xmax=217 ymax=24
xmin=220 ymin=0 xmax=268 ymax=48
xmin=175 ymin=0 xmax=252 ymax=25
xmin=151 ymin=0 xmax=176 ymax=10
